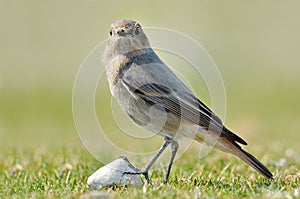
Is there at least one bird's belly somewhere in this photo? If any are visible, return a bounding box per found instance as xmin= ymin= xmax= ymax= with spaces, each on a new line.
xmin=112 ymin=84 xmax=181 ymax=138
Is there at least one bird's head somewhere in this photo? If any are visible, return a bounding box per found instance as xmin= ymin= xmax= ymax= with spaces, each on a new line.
xmin=103 ymin=19 xmax=150 ymax=64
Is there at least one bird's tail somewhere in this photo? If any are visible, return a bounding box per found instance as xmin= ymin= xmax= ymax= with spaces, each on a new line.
xmin=231 ymin=142 xmax=273 ymax=178
xmin=194 ymin=131 xmax=273 ymax=178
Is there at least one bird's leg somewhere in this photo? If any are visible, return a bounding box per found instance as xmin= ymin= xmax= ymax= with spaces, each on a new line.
xmin=123 ymin=137 xmax=171 ymax=184
xmin=164 ymin=140 xmax=179 ymax=183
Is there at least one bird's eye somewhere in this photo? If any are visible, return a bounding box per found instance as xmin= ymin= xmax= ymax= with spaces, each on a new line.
xmin=109 ymin=30 xmax=112 ymax=36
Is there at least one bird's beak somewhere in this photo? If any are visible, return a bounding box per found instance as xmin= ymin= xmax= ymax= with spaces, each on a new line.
xmin=116 ymin=28 xmax=126 ymax=36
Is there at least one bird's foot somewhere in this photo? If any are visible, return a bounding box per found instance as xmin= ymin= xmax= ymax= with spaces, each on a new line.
xmin=123 ymin=170 xmax=151 ymax=184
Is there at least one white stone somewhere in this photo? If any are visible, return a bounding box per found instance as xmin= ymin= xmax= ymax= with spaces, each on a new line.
xmin=87 ymin=156 xmax=143 ymax=189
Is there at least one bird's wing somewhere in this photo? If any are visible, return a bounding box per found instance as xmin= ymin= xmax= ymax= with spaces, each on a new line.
xmin=121 ymin=78 xmax=222 ymax=130
xmin=120 ymin=62 xmax=247 ymax=145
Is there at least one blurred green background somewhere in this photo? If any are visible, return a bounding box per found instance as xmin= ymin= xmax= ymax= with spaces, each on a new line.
xmin=0 ymin=0 xmax=299 ymax=153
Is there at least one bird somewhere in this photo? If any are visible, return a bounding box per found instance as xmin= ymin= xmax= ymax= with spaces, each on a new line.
xmin=102 ymin=19 xmax=273 ymax=183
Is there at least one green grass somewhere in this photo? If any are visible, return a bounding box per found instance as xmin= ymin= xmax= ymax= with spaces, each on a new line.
xmin=1 ymin=81 xmax=299 ymax=198
xmin=0 ymin=145 xmax=299 ymax=198
xmin=1 ymin=1 xmax=300 ymax=198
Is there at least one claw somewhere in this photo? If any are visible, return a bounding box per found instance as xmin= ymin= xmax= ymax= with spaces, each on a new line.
xmin=121 ymin=137 xmax=175 ymax=185
xmin=122 ymin=170 xmax=151 ymax=184
xmin=142 ymin=171 xmax=151 ymax=184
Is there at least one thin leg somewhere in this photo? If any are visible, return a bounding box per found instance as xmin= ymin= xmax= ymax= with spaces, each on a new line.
xmin=123 ymin=137 xmax=171 ymax=184
xmin=164 ymin=140 xmax=179 ymax=183
xmin=144 ymin=138 xmax=172 ymax=172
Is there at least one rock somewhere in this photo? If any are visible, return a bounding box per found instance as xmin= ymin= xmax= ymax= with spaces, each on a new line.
xmin=87 ymin=156 xmax=142 ymax=189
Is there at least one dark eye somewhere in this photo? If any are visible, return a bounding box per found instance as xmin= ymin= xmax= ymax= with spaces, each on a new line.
xmin=109 ymin=30 xmax=112 ymax=36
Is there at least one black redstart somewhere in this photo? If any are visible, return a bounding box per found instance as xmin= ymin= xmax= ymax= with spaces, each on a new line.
xmin=102 ymin=19 xmax=273 ymax=183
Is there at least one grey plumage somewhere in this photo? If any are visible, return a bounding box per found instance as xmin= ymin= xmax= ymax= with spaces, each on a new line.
xmin=103 ymin=19 xmax=273 ymax=182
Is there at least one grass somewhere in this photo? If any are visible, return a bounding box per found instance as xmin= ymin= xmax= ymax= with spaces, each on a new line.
xmin=0 ymin=144 xmax=299 ymax=198
xmin=1 ymin=64 xmax=300 ymax=198
xmin=1 ymin=1 xmax=300 ymax=197
xmin=1 ymin=81 xmax=299 ymax=198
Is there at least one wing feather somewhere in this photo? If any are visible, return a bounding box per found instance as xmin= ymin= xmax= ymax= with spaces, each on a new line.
xmin=121 ymin=64 xmax=247 ymax=145
xmin=122 ymin=80 xmax=222 ymax=129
